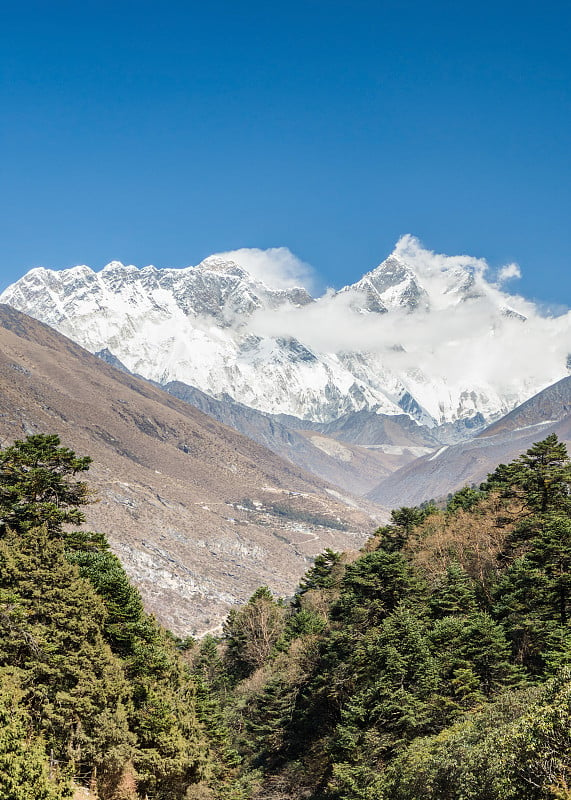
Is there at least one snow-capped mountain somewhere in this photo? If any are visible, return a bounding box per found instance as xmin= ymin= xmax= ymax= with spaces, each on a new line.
xmin=2 ymin=236 xmax=569 ymax=426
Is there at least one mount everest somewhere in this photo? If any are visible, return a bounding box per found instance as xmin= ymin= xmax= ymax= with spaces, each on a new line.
xmin=2 ymin=235 xmax=570 ymax=428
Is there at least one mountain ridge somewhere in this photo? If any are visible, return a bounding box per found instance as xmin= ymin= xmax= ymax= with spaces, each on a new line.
xmin=368 ymin=375 xmax=571 ymax=507
xmin=3 ymin=237 xmax=566 ymax=428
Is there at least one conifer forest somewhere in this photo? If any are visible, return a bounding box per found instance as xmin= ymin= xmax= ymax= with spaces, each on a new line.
xmin=1 ymin=432 xmax=571 ymax=799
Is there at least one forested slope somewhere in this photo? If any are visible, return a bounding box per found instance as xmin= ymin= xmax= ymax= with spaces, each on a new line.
xmin=0 ymin=435 xmax=243 ymax=799
xmin=2 ymin=432 xmax=570 ymax=799
xmin=197 ymin=434 xmax=571 ymax=800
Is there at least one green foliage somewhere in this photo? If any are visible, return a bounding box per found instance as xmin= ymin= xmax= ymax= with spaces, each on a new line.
xmin=192 ymin=635 xmax=229 ymax=695
xmin=374 ymin=504 xmax=437 ymax=552
xmin=0 ymin=434 xmax=91 ymax=534
xmin=483 ymin=434 xmax=571 ymax=514
xmin=429 ymin=562 xmax=479 ymax=617
xmin=223 ymin=587 xmax=287 ymax=680
xmin=284 ymin=608 xmax=327 ymax=639
xmin=213 ymin=435 xmax=571 ymax=800
xmin=245 ymin=675 xmax=300 ymax=760
xmin=0 ymin=676 xmax=70 ymax=800
xmin=0 ymin=434 xmax=239 ymax=800
xmin=430 ymin=612 xmax=520 ymax=698
xmin=333 ymin=549 xmax=425 ymax=626
xmin=66 ymin=532 xmax=219 ymax=798
xmin=66 ymin=543 xmax=148 ymax=657
xmin=493 ymin=511 xmax=571 ymax=673
xmin=446 ymin=486 xmax=485 ymax=513
xmin=295 ymin=549 xmax=342 ymax=599
xmin=0 ymin=525 xmax=134 ymax=777
xmin=384 ymin=672 xmax=571 ymax=800
xmin=4 ymin=431 xmax=570 ymax=799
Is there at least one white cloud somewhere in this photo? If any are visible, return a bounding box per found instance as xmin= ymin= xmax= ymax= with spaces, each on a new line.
xmin=393 ymin=233 xmax=489 ymax=281
xmin=496 ymin=262 xmax=522 ymax=284
xmin=211 ymin=247 xmax=318 ymax=292
xmin=246 ymin=236 xmax=571 ymax=418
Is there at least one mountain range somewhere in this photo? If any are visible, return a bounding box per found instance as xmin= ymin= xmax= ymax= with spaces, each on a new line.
xmin=369 ymin=374 xmax=571 ymax=508
xmin=3 ymin=236 xmax=568 ymax=430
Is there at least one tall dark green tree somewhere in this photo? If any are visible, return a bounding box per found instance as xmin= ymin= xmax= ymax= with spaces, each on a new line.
xmin=294 ymin=549 xmax=342 ymax=600
xmin=0 ymin=525 xmax=135 ymax=784
xmin=483 ymin=434 xmax=571 ymax=515
xmin=493 ymin=512 xmax=571 ymax=673
xmin=429 ymin=563 xmax=479 ymax=618
xmin=0 ymin=434 xmax=91 ymax=535
xmin=374 ymin=505 xmax=437 ymax=553
xmin=0 ymin=435 xmax=235 ymax=799
xmin=333 ymin=549 xmax=425 ymax=627
xmin=0 ymin=676 xmax=70 ymax=800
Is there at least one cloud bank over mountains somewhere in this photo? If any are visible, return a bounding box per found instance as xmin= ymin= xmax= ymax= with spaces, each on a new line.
xmin=247 ymin=235 xmax=571 ymax=402
xmin=211 ymin=247 xmax=318 ymax=293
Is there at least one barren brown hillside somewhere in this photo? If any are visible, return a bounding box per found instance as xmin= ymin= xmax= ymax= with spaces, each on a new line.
xmin=0 ymin=305 xmax=379 ymax=634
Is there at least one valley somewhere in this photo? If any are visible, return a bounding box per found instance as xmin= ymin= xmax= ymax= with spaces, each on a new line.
xmin=0 ymin=304 xmax=376 ymax=635
xmin=1 ymin=244 xmax=571 ymax=800
xmin=2 ymin=240 xmax=571 ymax=635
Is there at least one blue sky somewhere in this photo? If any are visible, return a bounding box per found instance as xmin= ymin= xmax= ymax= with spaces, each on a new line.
xmin=2 ymin=0 xmax=571 ymax=308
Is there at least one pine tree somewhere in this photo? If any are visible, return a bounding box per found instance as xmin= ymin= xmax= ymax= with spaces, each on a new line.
xmin=0 ymin=525 xmax=134 ymax=788
xmin=429 ymin=563 xmax=479 ymax=618
xmin=294 ymin=549 xmax=341 ymax=600
xmin=430 ymin=612 xmax=520 ymax=698
xmin=0 ymin=676 xmax=70 ymax=800
xmin=333 ymin=549 xmax=425 ymax=627
xmin=0 ymin=434 xmax=225 ymax=799
xmin=483 ymin=434 xmax=571 ymax=514
xmin=374 ymin=505 xmax=437 ymax=553
xmin=0 ymin=434 xmax=91 ymax=535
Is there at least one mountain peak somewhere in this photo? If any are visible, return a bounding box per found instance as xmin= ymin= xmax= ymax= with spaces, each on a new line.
xmin=101 ymin=261 xmax=140 ymax=274
xmin=390 ymin=234 xmax=488 ymax=305
xmin=197 ymin=256 xmax=249 ymax=279
xmin=338 ymin=235 xmax=493 ymax=314
xmin=347 ymin=254 xmax=428 ymax=313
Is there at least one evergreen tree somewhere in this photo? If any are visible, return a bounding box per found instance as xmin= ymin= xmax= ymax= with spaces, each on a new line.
xmin=333 ymin=549 xmax=425 ymax=627
xmin=375 ymin=505 xmax=437 ymax=553
xmin=483 ymin=434 xmax=571 ymax=515
xmin=493 ymin=510 xmax=571 ymax=673
xmin=0 ymin=434 xmax=227 ymax=800
xmin=0 ymin=676 xmax=70 ymax=800
xmin=245 ymin=676 xmax=299 ymax=762
xmin=520 ymin=513 xmax=571 ymax=625
xmin=328 ymin=606 xmax=439 ymax=800
xmin=429 ymin=563 xmax=479 ymax=618
xmin=192 ymin=635 xmax=229 ymax=695
xmin=69 ymin=542 xmax=215 ymax=799
xmin=0 ymin=524 xmax=135 ymax=788
xmin=446 ymin=486 xmax=485 ymax=513
xmin=430 ymin=612 xmax=520 ymax=699
xmin=294 ymin=549 xmax=342 ymax=600
xmin=0 ymin=434 xmax=91 ymax=535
